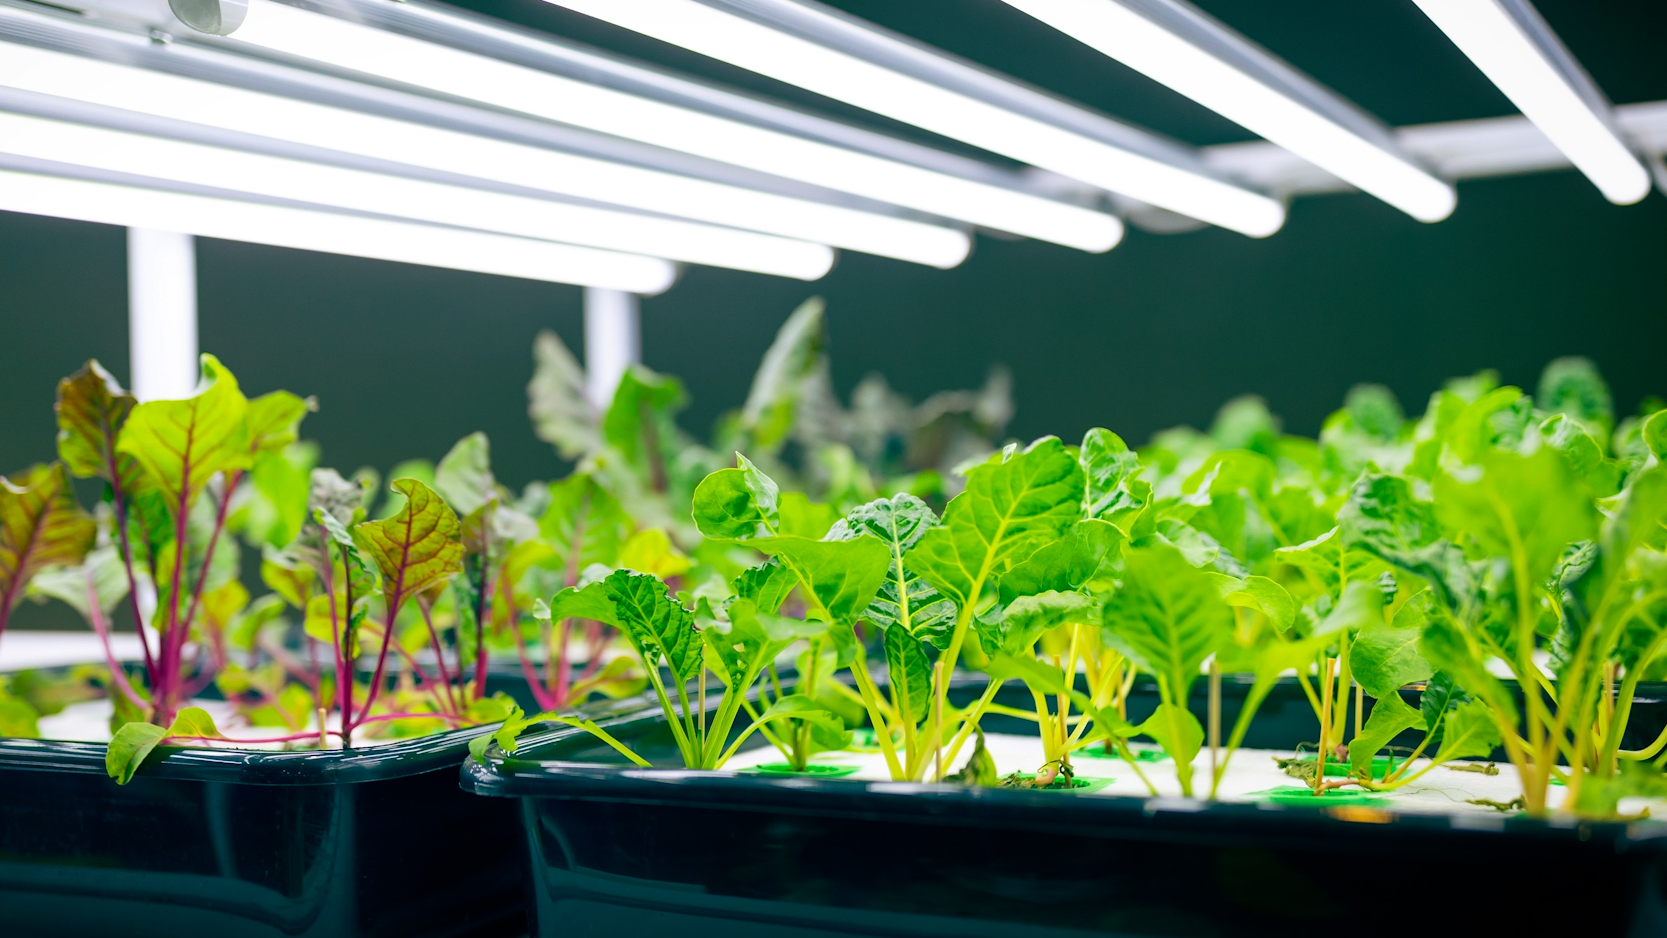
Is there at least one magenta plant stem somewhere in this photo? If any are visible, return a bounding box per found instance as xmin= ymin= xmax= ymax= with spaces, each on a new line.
xmin=103 ymin=445 xmax=160 ymax=687
xmin=84 ymin=573 xmax=149 ymax=710
xmin=417 ymin=600 xmax=461 ymax=717
xmin=353 ymin=711 xmax=469 ymax=728
xmin=510 ymin=618 xmax=561 ymax=711
xmin=167 ymin=729 xmax=342 ymax=746
xmin=473 ymin=570 xmax=494 ymax=701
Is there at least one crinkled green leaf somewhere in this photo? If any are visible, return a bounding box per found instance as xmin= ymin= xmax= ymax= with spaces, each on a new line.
xmin=999 ymin=518 xmax=1122 ymax=605
xmin=602 ymin=568 xmax=700 ymax=683
xmin=904 ymin=437 xmax=1084 ymax=613
xmin=730 ymin=557 xmax=795 ymax=616
xmin=1080 ymin=427 xmax=1139 ymax=518
xmin=827 ymin=494 xmax=954 ymax=644
xmin=883 ymin=622 xmax=932 ymax=724
xmin=976 ymin=589 xmax=1092 ymax=657
xmin=748 ymin=534 xmax=890 ymax=625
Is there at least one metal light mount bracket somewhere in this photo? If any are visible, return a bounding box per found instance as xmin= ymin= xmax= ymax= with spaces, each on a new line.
xmin=169 ymin=0 xmax=247 ymax=35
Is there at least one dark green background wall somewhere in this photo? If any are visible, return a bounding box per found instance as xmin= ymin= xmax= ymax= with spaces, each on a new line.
xmin=0 ymin=0 xmax=1663 ymax=634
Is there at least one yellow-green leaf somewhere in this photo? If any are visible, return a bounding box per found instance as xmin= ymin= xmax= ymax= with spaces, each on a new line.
xmin=55 ymin=360 xmax=135 ymax=481
xmin=352 ymin=478 xmax=463 ymax=610
xmin=115 ymin=354 xmax=251 ymax=518
xmin=1 ymin=463 xmax=96 ymax=620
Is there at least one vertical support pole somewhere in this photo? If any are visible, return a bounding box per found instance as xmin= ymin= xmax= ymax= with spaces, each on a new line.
xmin=584 ymin=287 xmax=640 ymax=410
xmin=127 ymin=228 xmax=198 ymax=402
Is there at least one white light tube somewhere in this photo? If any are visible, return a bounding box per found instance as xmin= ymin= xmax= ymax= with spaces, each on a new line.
xmin=0 ymin=111 xmax=834 ymax=280
xmin=997 ymin=0 xmax=1455 ymax=222
xmin=128 ymin=228 xmax=199 ymax=403
xmin=0 ymin=170 xmax=677 ymax=292
xmin=0 ymin=42 xmax=969 ymax=268
xmin=1410 ymin=0 xmax=1649 ymax=204
xmin=518 ymin=0 xmax=1283 ymax=235
xmin=221 ymin=0 xmax=1132 ymax=247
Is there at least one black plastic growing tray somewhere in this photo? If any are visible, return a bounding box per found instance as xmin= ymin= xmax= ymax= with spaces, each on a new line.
xmin=0 ymin=666 xmax=540 ymax=938
xmin=463 ymin=676 xmax=1667 ymax=937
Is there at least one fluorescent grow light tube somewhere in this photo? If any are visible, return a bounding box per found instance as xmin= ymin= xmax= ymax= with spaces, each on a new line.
xmin=220 ymin=0 xmax=1133 ymax=247
xmin=0 ymin=111 xmax=833 ymax=280
xmin=997 ymin=0 xmax=1455 ymax=222
xmin=0 ymin=41 xmax=968 ymax=268
xmin=0 ymin=169 xmax=677 ymax=292
xmin=522 ymin=0 xmax=1284 ymax=235
xmin=1410 ymin=0 xmax=1648 ymax=204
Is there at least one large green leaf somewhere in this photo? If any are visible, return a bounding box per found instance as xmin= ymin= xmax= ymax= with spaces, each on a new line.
xmin=1541 ymin=414 xmax=1622 ymax=497
xmin=706 ymin=597 xmax=825 ymax=688
xmin=601 ymin=568 xmax=700 ymax=682
xmin=1274 ymin=528 xmax=1387 ymax=594
xmin=1349 ymin=691 xmax=1422 ymax=776
xmin=27 ymin=545 xmax=129 ymax=621
xmin=730 ymin=558 xmax=795 ymax=615
xmin=434 ymin=432 xmax=497 ymax=517
xmin=1352 ymin=609 xmax=1433 ymax=698
xmin=998 ymin=518 xmax=1122 ymax=604
xmin=1420 ymin=618 xmax=1517 ymax=722
xmin=976 ymin=589 xmax=1093 ymax=657
xmin=105 ymin=706 xmax=222 ymax=784
xmin=883 ymin=623 xmax=932 ymax=724
xmin=737 ymin=297 xmax=824 ymax=450
xmin=602 ymin=365 xmax=685 ymax=477
xmin=1433 ymin=697 xmax=1502 ymax=762
xmin=1080 ymin=428 xmax=1139 ymax=518
xmin=540 ymin=473 xmax=628 ymax=575
xmin=526 ymin=329 xmax=598 ymax=460
xmin=1102 ymin=543 xmax=1233 ymax=701
xmin=691 ymin=454 xmax=779 ymax=540
xmin=1434 ymin=447 xmax=1597 ymax=586
xmin=1214 ymin=574 xmax=1296 ymax=633
xmin=115 ymin=354 xmax=250 ymax=518
xmin=351 ymin=478 xmax=463 ymax=610
xmin=828 ymin=494 xmax=954 ymax=645
xmin=0 ymin=463 xmax=96 ymax=621
xmin=904 ymin=437 xmax=1084 ymax=613
xmin=55 ymin=360 xmax=134 ymax=481
xmin=749 ymin=535 xmax=890 ymax=625
xmin=545 ymin=579 xmax=622 ymax=628
xmin=244 ymin=390 xmax=311 ymax=457
xmin=1136 ymin=702 xmax=1204 ymax=775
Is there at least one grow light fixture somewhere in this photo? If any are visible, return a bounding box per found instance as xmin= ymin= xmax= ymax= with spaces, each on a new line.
xmin=0 ymin=111 xmax=833 ymax=280
xmin=1410 ymin=0 xmax=1649 ymax=205
xmin=525 ymin=0 xmax=1285 ymax=236
xmin=0 ymin=170 xmax=678 ymax=293
xmin=0 ymin=38 xmax=966 ymax=270
xmin=219 ymin=0 xmax=1136 ymax=247
xmin=996 ymin=0 xmax=1456 ymax=222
